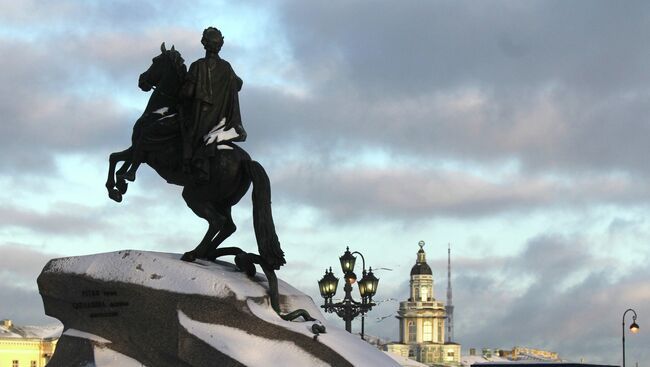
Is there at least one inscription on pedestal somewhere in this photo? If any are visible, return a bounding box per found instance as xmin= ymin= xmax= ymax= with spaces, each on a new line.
xmin=72 ymin=289 xmax=130 ymax=318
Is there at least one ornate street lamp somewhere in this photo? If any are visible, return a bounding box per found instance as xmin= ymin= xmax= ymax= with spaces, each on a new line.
xmin=358 ymin=267 xmax=379 ymax=301
xmin=318 ymin=267 xmax=338 ymax=300
xmin=622 ymin=308 xmax=640 ymax=367
xmin=318 ymin=246 xmax=379 ymax=339
xmin=340 ymin=248 xmax=357 ymax=274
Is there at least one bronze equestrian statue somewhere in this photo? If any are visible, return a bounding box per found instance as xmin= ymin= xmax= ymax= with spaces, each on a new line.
xmin=105 ymin=28 xmax=314 ymax=322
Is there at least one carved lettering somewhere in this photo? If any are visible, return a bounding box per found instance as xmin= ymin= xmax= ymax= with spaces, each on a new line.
xmin=72 ymin=301 xmax=106 ymax=309
xmin=89 ymin=312 xmax=118 ymax=318
xmin=109 ymin=301 xmax=129 ymax=307
xmin=72 ymin=289 xmax=129 ymax=318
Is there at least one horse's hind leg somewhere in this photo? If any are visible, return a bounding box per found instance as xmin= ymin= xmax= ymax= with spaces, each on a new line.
xmin=181 ymin=195 xmax=226 ymax=262
xmin=205 ymin=207 xmax=237 ymax=260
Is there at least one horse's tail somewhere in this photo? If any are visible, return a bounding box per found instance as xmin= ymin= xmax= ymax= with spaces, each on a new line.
xmin=243 ymin=160 xmax=285 ymax=270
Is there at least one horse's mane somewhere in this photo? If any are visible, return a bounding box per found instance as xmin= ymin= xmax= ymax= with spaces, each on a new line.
xmin=164 ymin=49 xmax=187 ymax=81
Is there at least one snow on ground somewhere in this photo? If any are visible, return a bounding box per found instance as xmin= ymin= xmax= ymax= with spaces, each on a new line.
xmin=246 ymin=299 xmax=400 ymax=367
xmin=383 ymin=351 xmax=430 ymax=367
xmin=63 ymin=329 xmax=111 ymax=344
xmin=93 ymin=346 xmax=147 ymax=367
xmin=178 ymin=310 xmax=331 ymax=367
xmin=45 ymin=250 xmax=277 ymax=300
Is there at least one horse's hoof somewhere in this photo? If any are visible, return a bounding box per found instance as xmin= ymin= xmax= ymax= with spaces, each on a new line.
xmin=124 ymin=171 xmax=136 ymax=182
xmin=235 ymin=253 xmax=256 ymax=277
xmin=116 ymin=180 xmax=128 ymax=194
xmin=108 ymin=189 xmax=122 ymax=203
xmin=205 ymin=254 xmax=217 ymax=262
xmin=180 ymin=252 xmax=196 ymax=262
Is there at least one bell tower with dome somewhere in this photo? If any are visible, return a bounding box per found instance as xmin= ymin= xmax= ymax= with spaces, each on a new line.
xmin=410 ymin=241 xmax=434 ymax=304
xmin=385 ymin=241 xmax=461 ymax=366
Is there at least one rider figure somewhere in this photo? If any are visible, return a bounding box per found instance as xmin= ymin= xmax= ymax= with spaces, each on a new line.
xmin=123 ymin=28 xmax=245 ymax=184
xmin=180 ymin=26 xmax=247 ymax=183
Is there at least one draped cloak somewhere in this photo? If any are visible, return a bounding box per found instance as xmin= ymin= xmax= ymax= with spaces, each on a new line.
xmin=181 ymin=55 xmax=243 ymax=182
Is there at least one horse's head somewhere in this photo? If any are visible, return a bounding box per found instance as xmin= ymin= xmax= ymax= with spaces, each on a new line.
xmin=138 ymin=43 xmax=186 ymax=94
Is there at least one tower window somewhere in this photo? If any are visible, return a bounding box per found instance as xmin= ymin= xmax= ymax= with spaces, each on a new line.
xmin=421 ymin=287 xmax=429 ymax=301
xmin=423 ymin=320 xmax=432 ymax=342
xmin=408 ymin=321 xmax=416 ymax=342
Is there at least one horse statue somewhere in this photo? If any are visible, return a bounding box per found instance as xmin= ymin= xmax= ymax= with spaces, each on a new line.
xmin=105 ymin=43 xmax=314 ymax=322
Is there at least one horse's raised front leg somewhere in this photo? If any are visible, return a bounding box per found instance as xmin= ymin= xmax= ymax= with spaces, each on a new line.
xmin=114 ymin=161 xmax=130 ymax=195
xmin=106 ymin=147 xmax=132 ymax=202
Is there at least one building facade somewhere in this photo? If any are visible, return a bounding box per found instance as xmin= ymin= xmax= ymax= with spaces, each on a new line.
xmin=0 ymin=320 xmax=59 ymax=367
xmin=386 ymin=241 xmax=461 ymax=366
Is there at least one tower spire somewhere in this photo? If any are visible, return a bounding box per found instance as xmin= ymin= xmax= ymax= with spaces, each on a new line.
xmin=446 ymin=243 xmax=454 ymax=342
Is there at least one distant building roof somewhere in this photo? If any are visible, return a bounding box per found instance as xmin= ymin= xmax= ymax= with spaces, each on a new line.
xmin=461 ymin=353 xmax=615 ymax=367
xmin=471 ymin=364 xmax=616 ymax=367
xmin=410 ymin=261 xmax=433 ymax=275
xmin=462 ymin=355 xmax=510 ymax=366
xmin=0 ymin=319 xmax=62 ymax=340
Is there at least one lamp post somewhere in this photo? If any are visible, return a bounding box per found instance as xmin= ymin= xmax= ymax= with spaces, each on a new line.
xmin=622 ymin=308 xmax=640 ymax=367
xmin=318 ymin=247 xmax=379 ymax=339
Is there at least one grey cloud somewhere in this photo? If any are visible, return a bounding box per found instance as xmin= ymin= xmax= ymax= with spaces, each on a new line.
xmin=242 ymin=68 xmax=650 ymax=179
xmin=279 ymin=1 xmax=650 ymax=95
xmin=228 ymin=0 xmax=650 ymax=220
xmin=0 ymin=1 xmax=196 ymax=32
xmin=0 ymin=284 xmax=58 ymax=326
xmin=0 ymin=204 xmax=111 ymax=235
xmin=608 ymin=217 xmax=645 ymax=235
xmin=0 ymin=243 xmax=61 ymax=280
xmin=268 ymin=162 xmax=650 ymax=221
xmin=235 ymin=0 xmax=650 ymax=178
xmin=508 ymin=235 xmax=593 ymax=283
xmin=59 ymin=28 xmax=201 ymax=86
xmin=0 ymin=39 xmax=133 ymax=173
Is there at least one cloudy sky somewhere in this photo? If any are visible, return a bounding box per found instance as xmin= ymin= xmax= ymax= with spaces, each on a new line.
xmin=1 ymin=0 xmax=649 ymax=364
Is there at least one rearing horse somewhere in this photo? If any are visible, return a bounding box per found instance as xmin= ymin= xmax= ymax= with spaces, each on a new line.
xmin=105 ymin=45 xmax=307 ymax=319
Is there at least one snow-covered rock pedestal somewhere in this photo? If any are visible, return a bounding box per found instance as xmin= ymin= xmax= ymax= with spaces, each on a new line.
xmin=37 ymin=250 xmax=399 ymax=367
